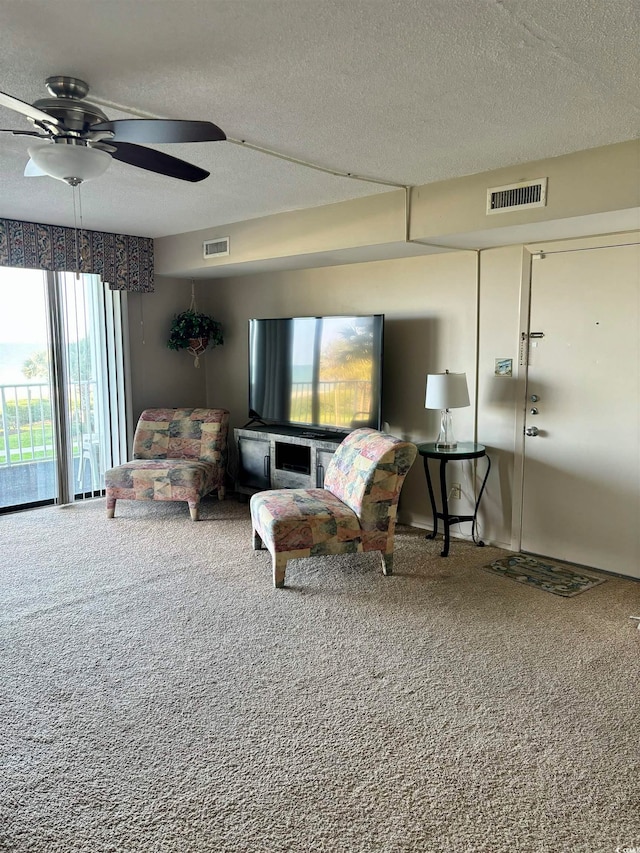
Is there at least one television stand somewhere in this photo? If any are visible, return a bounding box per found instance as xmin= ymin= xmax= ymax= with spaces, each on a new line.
xmin=234 ymin=424 xmax=345 ymax=499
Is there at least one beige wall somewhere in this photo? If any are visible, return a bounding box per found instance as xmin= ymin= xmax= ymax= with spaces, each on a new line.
xmin=195 ymin=251 xmax=488 ymax=536
xmin=155 ymin=191 xmax=406 ymax=278
xmin=154 ymin=140 xmax=639 ymax=278
xmin=134 ymin=231 xmax=638 ymax=549
xmin=140 ymin=138 xmax=640 ymax=549
xmin=476 ymin=245 xmax=527 ymax=548
xmin=127 ymin=276 xmax=207 ymax=422
xmin=173 ymin=230 xmax=637 ymax=550
xmin=410 ymin=140 xmax=640 ymax=242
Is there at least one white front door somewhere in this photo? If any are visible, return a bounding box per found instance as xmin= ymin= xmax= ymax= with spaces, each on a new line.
xmin=521 ymin=242 xmax=640 ymax=578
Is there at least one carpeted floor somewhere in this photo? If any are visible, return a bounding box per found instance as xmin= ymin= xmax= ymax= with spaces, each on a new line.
xmin=1 ymin=496 xmax=638 ymax=853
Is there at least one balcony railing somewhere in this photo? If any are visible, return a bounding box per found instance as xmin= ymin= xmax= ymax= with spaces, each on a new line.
xmin=290 ymin=379 xmax=373 ymax=427
xmin=1 ymin=381 xmax=104 ymax=508
xmin=0 ymin=381 xmax=97 ymax=466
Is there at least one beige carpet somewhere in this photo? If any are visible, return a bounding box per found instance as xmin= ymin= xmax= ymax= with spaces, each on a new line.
xmin=1 ymin=497 xmax=638 ymax=853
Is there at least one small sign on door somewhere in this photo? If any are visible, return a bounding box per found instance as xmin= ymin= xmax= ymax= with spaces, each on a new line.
xmin=495 ymin=358 xmax=513 ymax=377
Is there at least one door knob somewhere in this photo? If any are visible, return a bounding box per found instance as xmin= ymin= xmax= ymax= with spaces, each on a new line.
xmin=526 ymin=426 xmax=540 ymax=436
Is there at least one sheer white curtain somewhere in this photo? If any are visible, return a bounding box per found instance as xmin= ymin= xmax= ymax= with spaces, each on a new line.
xmin=49 ymin=272 xmax=130 ymax=504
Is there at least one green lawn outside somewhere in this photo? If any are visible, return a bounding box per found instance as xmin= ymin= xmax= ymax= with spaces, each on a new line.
xmin=0 ymin=423 xmax=82 ymax=464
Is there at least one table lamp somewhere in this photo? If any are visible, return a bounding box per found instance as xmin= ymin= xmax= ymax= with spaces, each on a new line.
xmin=425 ymin=370 xmax=470 ymax=450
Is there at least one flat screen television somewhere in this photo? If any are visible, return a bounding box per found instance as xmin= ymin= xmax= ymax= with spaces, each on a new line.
xmin=248 ymin=314 xmax=384 ymax=435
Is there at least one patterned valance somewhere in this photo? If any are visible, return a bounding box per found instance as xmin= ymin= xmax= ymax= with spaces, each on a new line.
xmin=0 ymin=218 xmax=154 ymax=292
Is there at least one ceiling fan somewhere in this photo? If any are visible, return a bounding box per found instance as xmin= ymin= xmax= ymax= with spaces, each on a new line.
xmin=0 ymin=75 xmax=226 ymax=185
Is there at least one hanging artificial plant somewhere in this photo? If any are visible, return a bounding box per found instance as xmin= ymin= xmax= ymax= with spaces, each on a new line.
xmin=167 ymin=283 xmax=223 ymax=367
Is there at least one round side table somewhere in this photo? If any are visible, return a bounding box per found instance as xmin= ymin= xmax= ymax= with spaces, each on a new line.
xmin=417 ymin=442 xmax=491 ymax=557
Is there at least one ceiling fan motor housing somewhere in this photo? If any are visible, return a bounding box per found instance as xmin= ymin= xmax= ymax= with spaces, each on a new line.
xmin=31 ymin=76 xmax=109 ymax=134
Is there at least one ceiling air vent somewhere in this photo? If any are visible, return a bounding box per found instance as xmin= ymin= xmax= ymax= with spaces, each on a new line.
xmin=203 ymin=237 xmax=230 ymax=259
xmin=486 ymin=178 xmax=547 ymax=215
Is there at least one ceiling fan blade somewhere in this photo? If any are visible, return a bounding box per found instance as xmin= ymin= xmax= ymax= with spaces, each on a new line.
xmin=91 ymin=119 xmax=226 ymax=144
xmin=0 ymin=91 xmax=61 ymax=129
xmin=0 ymin=128 xmax=49 ymax=137
xmin=24 ymin=158 xmax=47 ymax=177
xmin=109 ymin=141 xmax=210 ymax=182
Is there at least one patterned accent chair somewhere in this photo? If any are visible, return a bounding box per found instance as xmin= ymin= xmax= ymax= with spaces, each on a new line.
xmin=250 ymin=428 xmax=417 ymax=588
xmin=105 ymin=408 xmax=229 ymax=521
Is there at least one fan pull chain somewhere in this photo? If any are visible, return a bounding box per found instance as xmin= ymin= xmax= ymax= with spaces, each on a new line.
xmin=72 ymin=185 xmax=80 ymax=280
xmin=139 ymin=295 xmax=145 ymax=345
xmin=77 ymin=185 xmax=85 ymax=282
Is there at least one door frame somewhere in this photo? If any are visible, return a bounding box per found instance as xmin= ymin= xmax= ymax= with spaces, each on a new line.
xmin=509 ymin=246 xmax=533 ymax=553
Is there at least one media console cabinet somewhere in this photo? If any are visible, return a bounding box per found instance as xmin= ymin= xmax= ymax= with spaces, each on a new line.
xmin=234 ymin=425 xmax=346 ymax=499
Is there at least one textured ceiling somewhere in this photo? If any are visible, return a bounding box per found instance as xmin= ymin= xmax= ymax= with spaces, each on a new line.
xmin=0 ymin=0 xmax=638 ymax=238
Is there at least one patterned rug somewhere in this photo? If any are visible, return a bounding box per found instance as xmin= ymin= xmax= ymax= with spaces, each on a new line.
xmin=483 ymin=554 xmax=607 ymax=597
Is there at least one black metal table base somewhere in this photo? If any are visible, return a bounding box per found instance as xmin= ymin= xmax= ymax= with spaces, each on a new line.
xmin=423 ymin=453 xmax=491 ymax=557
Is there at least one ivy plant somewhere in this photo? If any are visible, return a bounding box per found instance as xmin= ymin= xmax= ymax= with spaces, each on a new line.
xmin=167 ymin=310 xmax=224 ymax=351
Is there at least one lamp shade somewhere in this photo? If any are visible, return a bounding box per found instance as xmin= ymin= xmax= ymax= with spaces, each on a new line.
xmin=27 ymin=142 xmax=111 ymax=185
xmin=425 ymin=372 xmax=470 ymax=410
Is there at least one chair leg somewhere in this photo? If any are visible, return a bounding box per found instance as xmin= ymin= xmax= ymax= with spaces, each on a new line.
xmin=253 ymin=529 xmax=264 ymax=551
xmin=273 ymin=554 xmax=287 ymax=589
xmin=217 ymin=486 xmax=226 ymax=501
xmin=106 ymin=497 xmax=116 ymax=519
xmin=381 ymin=551 xmax=394 ymax=576
xmin=189 ymin=501 xmax=199 ymax=521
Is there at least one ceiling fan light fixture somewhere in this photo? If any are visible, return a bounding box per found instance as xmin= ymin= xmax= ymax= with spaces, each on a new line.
xmin=27 ymin=142 xmax=111 ymax=186
xmin=4 ymin=76 xmax=221 ymax=184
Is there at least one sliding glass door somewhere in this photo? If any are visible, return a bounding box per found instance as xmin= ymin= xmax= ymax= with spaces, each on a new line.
xmin=0 ymin=267 xmax=129 ymax=511
xmin=0 ymin=269 xmax=55 ymax=507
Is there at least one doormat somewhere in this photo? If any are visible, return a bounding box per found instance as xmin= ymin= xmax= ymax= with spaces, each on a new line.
xmin=483 ymin=554 xmax=607 ymax=597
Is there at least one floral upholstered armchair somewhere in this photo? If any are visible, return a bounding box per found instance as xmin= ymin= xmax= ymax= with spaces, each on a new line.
xmin=250 ymin=428 xmax=417 ymax=588
xmin=105 ymin=408 xmax=229 ymax=521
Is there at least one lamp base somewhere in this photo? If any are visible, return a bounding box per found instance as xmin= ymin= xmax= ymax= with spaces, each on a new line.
xmin=435 ymin=409 xmax=457 ymax=450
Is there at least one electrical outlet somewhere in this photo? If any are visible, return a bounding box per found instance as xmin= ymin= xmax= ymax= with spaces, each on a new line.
xmin=450 ymin=483 xmax=461 ymax=500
